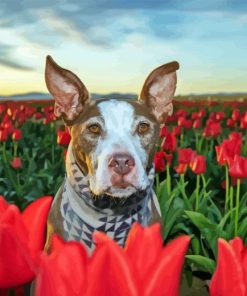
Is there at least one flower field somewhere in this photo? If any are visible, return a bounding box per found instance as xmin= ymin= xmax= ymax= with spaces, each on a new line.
xmin=1 ymin=98 xmax=247 ymax=295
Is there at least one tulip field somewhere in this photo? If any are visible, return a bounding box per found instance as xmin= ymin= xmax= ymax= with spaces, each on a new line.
xmin=1 ymin=98 xmax=247 ymax=295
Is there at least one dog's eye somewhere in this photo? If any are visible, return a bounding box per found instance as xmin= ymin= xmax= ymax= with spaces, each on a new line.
xmin=137 ymin=122 xmax=150 ymax=134
xmin=88 ymin=124 xmax=101 ymax=134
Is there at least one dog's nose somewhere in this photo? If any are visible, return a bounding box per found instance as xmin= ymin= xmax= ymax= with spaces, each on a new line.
xmin=108 ymin=154 xmax=135 ymax=175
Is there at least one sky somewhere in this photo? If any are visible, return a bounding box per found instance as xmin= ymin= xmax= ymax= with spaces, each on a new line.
xmin=0 ymin=0 xmax=247 ymax=96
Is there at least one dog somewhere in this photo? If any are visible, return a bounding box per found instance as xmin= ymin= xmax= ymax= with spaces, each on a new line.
xmin=44 ymin=56 xmax=179 ymax=253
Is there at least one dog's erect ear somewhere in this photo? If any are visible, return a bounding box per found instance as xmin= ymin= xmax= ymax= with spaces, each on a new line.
xmin=139 ymin=61 xmax=179 ymax=123
xmin=45 ymin=55 xmax=90 ymax=123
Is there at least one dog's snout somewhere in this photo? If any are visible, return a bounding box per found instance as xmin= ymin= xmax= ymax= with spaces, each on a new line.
xmin=108 ymin=154 xmax=135 ymax=176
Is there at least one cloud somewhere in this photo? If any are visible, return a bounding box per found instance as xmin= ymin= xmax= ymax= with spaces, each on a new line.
xmin=0 ymin=44 xmax=34 ymax=71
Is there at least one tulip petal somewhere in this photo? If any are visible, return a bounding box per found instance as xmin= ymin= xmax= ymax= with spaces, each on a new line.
xmin=210 ymin=238 xmax=246 ymax=296
xmin=21 ymin=196 xmax=53 ymax=253
xmin=144 ymin=235 xmax=190 ymax=296
xmin=124 ymin=223 xmax=163 ymax=281
xmin=230 ymin=236 xmax=244 ymax=261
xmin=0 ymin=225 xmax=34 ymax=288
xmin=88 ymin=231 xmax=138 ymax=296
xmin=0 ymin=197 xmax=9 ymax=213
xmin=35 ymin=235 xmax=88 ymax=296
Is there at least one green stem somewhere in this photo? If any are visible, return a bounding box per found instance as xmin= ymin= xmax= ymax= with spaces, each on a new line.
xmin=234 ymin=179 xmax=241 ymax=236
xmin=180 ymin=128 xmax=184 ymax=146
xmin=166 ymin=164 xmax=171 ymax=196
xmin=51 ymin=123 xmax=55 ymax=163
xmin=195 ymin=174 xmax=200 ymax=211
xmin=181 ymin=173 xmax=185 ymax=185
xmin=225 ymin=165 xmax=229 ymax=212
xmin=1 ymin=142 xmax=18 ymax=190
xmin=229 ymin=185 xmax=234 ymax=221
xmin=13 ymin=141 xmax=18 ymax=158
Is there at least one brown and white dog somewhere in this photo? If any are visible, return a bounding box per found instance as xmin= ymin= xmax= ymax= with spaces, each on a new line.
xmin=44 ymin=56 xmax=179 ymax=252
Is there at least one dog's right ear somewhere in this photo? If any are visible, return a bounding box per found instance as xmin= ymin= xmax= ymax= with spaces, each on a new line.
xmin=45 ymin=55 xmax=90 ymax=124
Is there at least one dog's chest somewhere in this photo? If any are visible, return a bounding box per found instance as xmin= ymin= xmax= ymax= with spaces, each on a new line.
xmin=60 ymin=177 xmax=152 ymax=251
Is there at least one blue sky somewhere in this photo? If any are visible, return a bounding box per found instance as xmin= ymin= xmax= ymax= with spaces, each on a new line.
xmin=0 ymin=0 xmax=246 ymax=95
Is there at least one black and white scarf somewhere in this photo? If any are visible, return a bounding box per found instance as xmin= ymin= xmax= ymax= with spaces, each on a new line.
xmin=60 ymin=143 xmax=158 ymax=252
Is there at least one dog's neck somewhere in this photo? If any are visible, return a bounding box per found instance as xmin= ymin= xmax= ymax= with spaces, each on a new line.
xmin=61 ymin=143 xmax=155 ymax=251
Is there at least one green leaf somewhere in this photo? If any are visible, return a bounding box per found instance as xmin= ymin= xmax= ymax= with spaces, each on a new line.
xmin=185 ymin=211 xmax=218 ymax=257
xmin=186 ymin=255 xmax=216 ymax=274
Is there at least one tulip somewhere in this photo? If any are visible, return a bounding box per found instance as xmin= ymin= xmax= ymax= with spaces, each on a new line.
xmin=12 ymin=129 xmax=22 ymax=141
xmin=215 ymin=138 xmax=242 ymax=166
xmin=227 ymin=118 xmax=237 ymax=128
xmin=35 ymin=236 xmax=88 ymax=296
xmin=10 ymin=157 xmax=22 ymax=169
xmin=159 ymin=126 xmax=169 ymax=137
xmin=177 ymin=148 xmax=196 ymax=165
xmin=229 ymin=155 xmax=247 ymax=179
xmin=154 ymin=151 xmax=165 ymax=172
xmin=215 ymin=111 xmax=225 ymax=121
xmin=35 ymin=223 xmax=190 ymax=296
xmin=0 ymin=196 xmax=52 ymax=288
xmin=57 ymin=129 xmax=71 ymax=146
xmin=210 ymin=237 xmax=247 ymax=296
xmin=232 ymin=109 xmax=241 ymax=121
xmin=172 ymin=126 xmax=181 ymax=136
xmin=161 ymin=132 xmax=176 ymax=152
xmin=203 ymin=121 xmax=222 ymax=138
xmin=190 ymin=155 xmax=206 ymax=175
xmin=123 ymin=223 xmax=191 ymax=296
xmin=228 ymin=132 xmax=242 ymax=141
xmin=0 ymin=130 xmax=8 ymax=142
xmin=174 ymin=163 xmax=188 ymax=175
xmin=34 ymin=112 xmax=43 ymax=120
xmin=193 ymin=119 xmax=201 ymax=129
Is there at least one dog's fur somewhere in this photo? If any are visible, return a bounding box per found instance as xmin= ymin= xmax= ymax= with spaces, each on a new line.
xmin=44 ymin=56 xmax=179 ymax=252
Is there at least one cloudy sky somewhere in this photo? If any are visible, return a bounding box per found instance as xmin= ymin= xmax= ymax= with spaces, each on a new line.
xmin=0 ymin=0 xmax=246 ymax=96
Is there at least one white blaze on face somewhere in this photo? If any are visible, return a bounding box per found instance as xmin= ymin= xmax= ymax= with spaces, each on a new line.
xmin=89 ymin=100 xmax=149 ymax=198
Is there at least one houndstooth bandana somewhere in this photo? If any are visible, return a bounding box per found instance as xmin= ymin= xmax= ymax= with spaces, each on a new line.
xmin=60 ymin=142 xmax=156 ymax=252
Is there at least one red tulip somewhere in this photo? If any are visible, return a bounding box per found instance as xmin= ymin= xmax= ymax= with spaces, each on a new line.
xmin=10 ymin=157 xmax=22 ymax=169
xmin=203 ymin=122 xmax=222 ymax=138
xmin=174 ymin=163 xmax=188 ymax=175
xmin=177 ymin=117 xmax=192 ymax=129
xmin=57 ymin=129 xmax=71 ymax=146
xmin=161 ymin=132 xmax=176 ymax=152
xmin=0 ymin=130 xmax=8 ymax=142
xmin=34 ymin=112 xmax=43 ymax=120
xmin=215 ymin=138 xmax=242 ymax=166
xmin=177 ymin=148 xmax=196 ymax=164
xmin=210 ymin=237 xmax=247 ymax=296
xmin=154 ymin=151 xmax=165 ymax=172
xmin=0 ymin=196 xmax=52 ymax=288
xmin=12 ymin=129 xmax=22 ymax=141
xmin=229 ymin=155 xmax=247 ymax=179
xmin=215 ymin=111 xmax=225 ymax=121
xmin=35 ymin=236 xmax=88 ymax=296
xmin=36 ymin=223 xmax=190 ymax=296
xmin=123 ymin=223 xmax=190 ymax=296
xmin=164 ymin=151 xmax=173 ymax=165
xmin=193 ymin=119 xmax=201 ymax=129
xmin=190 ymin=155 xmax=206 ymax=174
xmin=228 ymin=132 xmax=242 ymax=141
xmin=227 ymin=118 xmax=237 ymax=128
xmin=232 ymin=109 xmax=241 ymax=121
xmin=159 ymin=126 xmax=169 ymax=137
xmin=172 ymin=126 xmax=181 ymax=136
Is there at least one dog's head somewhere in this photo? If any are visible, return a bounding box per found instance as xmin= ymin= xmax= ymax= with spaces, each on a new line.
xmin=45 ymin=56 xmax=179 ymax=198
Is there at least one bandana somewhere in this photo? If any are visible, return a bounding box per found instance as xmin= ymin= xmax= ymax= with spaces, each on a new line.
xmin=60 ymin=142 xmax=158 ymax=252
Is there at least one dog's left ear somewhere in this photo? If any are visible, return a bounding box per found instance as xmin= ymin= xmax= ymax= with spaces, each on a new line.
xmin=45 ymin=55 xmax=90 ymax=124
xmin=139 ymin=61 xmax=179 ymax=123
